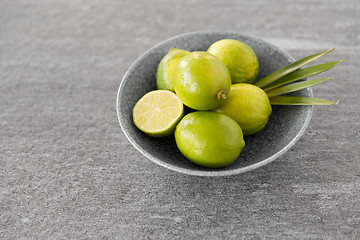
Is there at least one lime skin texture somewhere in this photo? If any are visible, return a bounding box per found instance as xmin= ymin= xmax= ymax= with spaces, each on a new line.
xmin=175 ymin=111 xmax=245 ymax=168
xmin=156 ymin=48 xmax=190 ymax=92
xmin=172 ymin=51 xmax=231 ymax=111
xmin=207 ymin=39 xmax=259 ymax=84
xmin=215 ymin=83 xmax=272 ymax=136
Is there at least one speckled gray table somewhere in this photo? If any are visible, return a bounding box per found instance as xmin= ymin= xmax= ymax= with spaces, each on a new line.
xmin=1 ymin=0 xmax=359 ymax=239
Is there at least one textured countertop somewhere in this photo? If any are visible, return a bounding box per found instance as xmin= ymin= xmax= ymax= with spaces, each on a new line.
xmin=1 ymin=0 xmax=359 ymax=239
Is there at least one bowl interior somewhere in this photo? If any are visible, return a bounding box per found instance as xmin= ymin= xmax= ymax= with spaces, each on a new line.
xmin=117 ymin=31 xmax=313 ymax=176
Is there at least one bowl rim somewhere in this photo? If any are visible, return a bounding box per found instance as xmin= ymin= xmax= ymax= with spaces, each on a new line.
xmin=116 ymin=30 xmax=313 ymax=177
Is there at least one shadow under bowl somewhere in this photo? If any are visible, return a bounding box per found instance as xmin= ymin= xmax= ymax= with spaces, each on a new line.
xmin=117 ymin=30 xmax=313 ymax=177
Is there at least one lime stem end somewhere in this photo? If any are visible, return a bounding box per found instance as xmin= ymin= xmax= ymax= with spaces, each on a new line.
xmin=217 ymin=89 xmax=227 ymax=100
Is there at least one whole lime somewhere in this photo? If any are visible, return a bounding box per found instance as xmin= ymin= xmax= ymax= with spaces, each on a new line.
xmin=214 ymin=83 xmax=272 ymax=136
xmin=156 ymin=48 xmax=190 ymax=91
xmin=175 ymin=111 xmax=245 ymax=168
xmin=172 ymin=51 xmax=231 ymax=110
xmin=207 ymin=39 xmax=259 ymax=84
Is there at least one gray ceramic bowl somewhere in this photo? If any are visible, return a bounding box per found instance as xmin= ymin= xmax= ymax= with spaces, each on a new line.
xmin=117 ymin=30 xmax=313 ymax=176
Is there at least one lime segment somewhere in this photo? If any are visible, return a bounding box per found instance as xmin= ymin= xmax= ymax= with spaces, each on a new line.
xmin=133 ymin=90 xmax=184 ymax=137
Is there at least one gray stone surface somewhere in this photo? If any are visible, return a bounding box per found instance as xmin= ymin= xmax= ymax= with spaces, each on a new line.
xmin=1 ymin=0 xmax=359 ymax=239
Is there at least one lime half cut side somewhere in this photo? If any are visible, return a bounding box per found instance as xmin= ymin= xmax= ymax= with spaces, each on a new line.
xmin=133 ymin=90 xmax=184 ymax=137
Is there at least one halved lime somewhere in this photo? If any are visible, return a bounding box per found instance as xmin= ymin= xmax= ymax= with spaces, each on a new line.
xmin=133 ymin=90 xmax=184 ymax=137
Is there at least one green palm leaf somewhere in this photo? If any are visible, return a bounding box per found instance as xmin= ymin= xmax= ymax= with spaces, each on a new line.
xmin=263 ymin=60 xmax=344 ymax=91
xmin=255 ymin=48 xmax=335 ymax=88
xmin=269 ymin=95 xmax=337 ymax=105
xmin=266 ymin=78 xmax=332 ymax=98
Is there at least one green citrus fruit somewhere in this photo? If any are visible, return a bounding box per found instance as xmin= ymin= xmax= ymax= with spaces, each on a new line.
xmin=133 ymin=90 xmax=184 ymax=137
xmin=207 ymin=39 xmax=259 ymax=84
xmin=175 ymin=111 xmax=245 ymax=168
xmin=214 ymin=83 xmax=272 ymax=136
xmin=156 ymin=48 xmax=190 ymax=91
xmin=172 ymin=51 xmax=231 ymax=110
